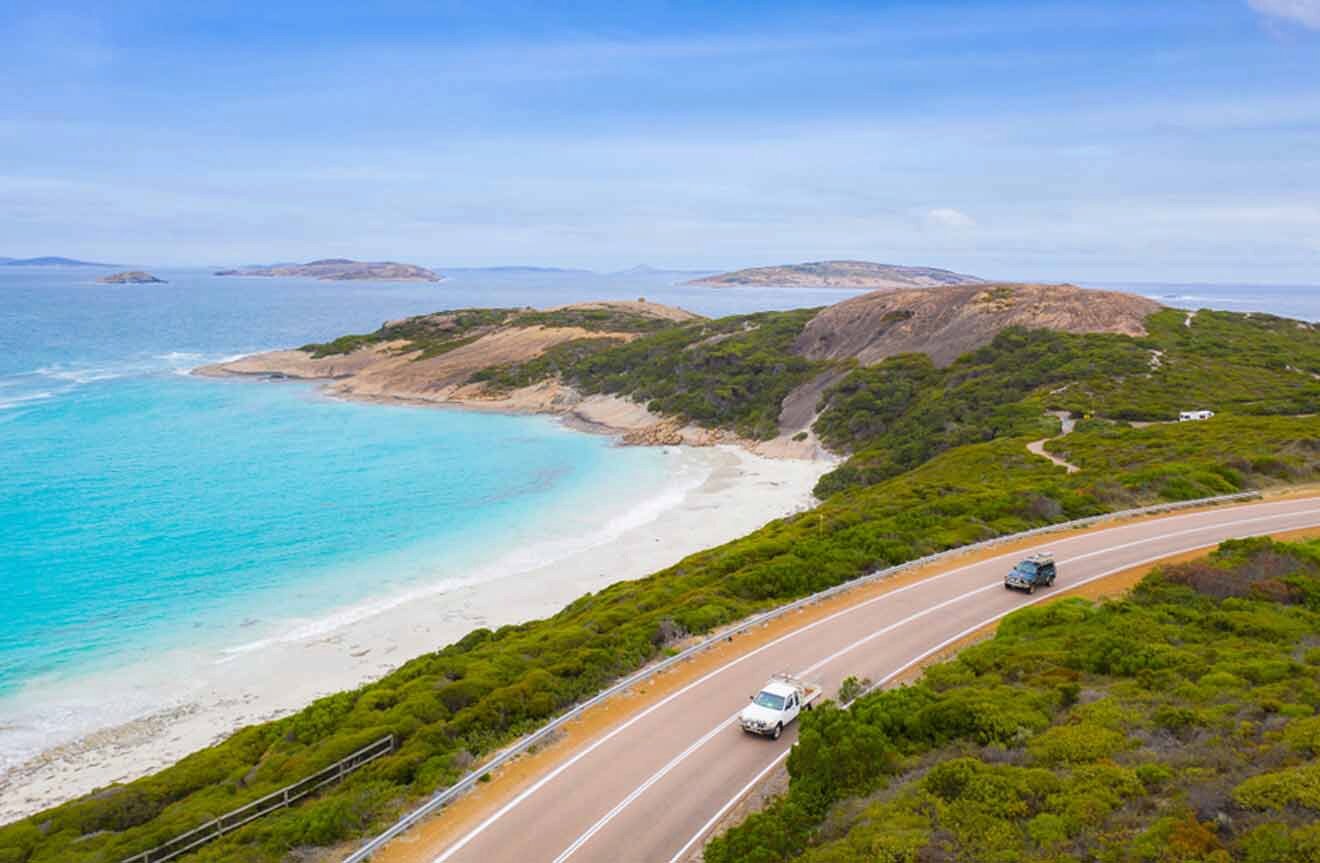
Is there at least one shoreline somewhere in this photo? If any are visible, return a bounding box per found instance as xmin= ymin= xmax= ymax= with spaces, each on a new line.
xmin=191 ymin=303 xmax=835 ymax=463
xmin=196 ymin=364 xmax=834 ymax=462
xmin=0 ymin=438 xmax=831 ymax=823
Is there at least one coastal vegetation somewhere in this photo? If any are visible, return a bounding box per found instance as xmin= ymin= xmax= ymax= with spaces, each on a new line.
xmin=4 ymin=299 xmax=1318 ymax=863
xmin=299 ymin=304 xmax=680 ymax=359
xmin=4 ymin=412 xmax=1315 ymax=863
xmin=476 ymin=308 xmax=829 ymax=438
xmin=704 ymin=537 xmax=1320 ymax=863
xmin=811 ymin=309 xmax=1318 ymax=496
xmin=562 ymin=309 xmax=826 ymax=439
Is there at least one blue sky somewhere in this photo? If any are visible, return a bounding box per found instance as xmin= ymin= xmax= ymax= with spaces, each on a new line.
xmin=2 ymin=0 xmax=1318 ymax=281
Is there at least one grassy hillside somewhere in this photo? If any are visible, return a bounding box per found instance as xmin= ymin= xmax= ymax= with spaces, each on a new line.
xmin=299 ymin=305 xmax=679 ymax=359
xmin=3 ymin=414 xmax=1315 ymax=863
xmin=705 ymin=537 xmax=1320 ymax=863
xmin=479 ymin=308 xmax=830 ymax=439
xmin=812 ymin=311 xmax=1319 ymax=496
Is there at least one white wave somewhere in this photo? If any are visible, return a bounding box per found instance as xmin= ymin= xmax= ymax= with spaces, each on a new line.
xmin=31 ymin=348 xmax=271 ymax=387
xmin=36 ymin=365 xmax=129 ymax=384
xmin=0 ymin=391 xmax=57 ymax=410
xmin=218 ymin=456 xmax=712 ymax=658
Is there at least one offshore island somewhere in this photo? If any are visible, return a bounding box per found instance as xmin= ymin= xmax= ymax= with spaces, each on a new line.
xmin=213 ymin=258 xmax=443 ymax=282
xmin=97 ymin=271 xmax=166 ymax=284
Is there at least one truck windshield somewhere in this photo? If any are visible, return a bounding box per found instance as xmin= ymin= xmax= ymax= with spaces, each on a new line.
xmin=753 ymin=691 xmax=786 ymax=710
xmin=1015 ymin=562 xmax=1038 ymax=575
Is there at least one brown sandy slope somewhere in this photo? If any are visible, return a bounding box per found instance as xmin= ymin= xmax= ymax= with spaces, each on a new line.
xmin=689 ymin=260 xmax=984 ymax=289
xmin=793 ymin=282 xmax=1162 ymax=367
xmin=196 ymin=301 xmax=718 ymax=438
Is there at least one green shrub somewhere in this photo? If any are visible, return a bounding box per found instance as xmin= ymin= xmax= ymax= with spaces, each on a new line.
xmin=710 ymin=539 xmax=1320 ymax=862
xmin=1235 ymin=762 xmax=1320 ymax=811
xmin=1028 ymin=723 xmax=1128 ymax=764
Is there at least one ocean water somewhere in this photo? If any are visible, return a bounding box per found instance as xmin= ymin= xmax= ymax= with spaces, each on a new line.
xmin=1084 ymin=281 xmax=1320 ymax=322
xmin=1 ymin=266 xmax=1313 ymax=770
xmin=0 ymin=265 xmax=865 ymax=768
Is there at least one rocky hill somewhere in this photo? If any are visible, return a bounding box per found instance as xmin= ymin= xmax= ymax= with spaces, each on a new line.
xmin=197 ymin=300 xmax=698 ymax=417
xmin=689 ymin=259 xmax=984 ymax=290
xmin=98 ymin=271 xmax=165 ymax=284
xmin=794 ymin=282 xmax=1161 ymax=367
xmin=198 ymin=283 xmax=1319 ymax=471
xmin=214 ymin=258 xmax=442 ymax=282
xmin=199 ymin=285 xmax=1176 ymax=457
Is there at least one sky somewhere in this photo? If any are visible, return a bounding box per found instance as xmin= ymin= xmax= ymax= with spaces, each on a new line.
xmin=2 ymin=0 xmax=1319 ymax=282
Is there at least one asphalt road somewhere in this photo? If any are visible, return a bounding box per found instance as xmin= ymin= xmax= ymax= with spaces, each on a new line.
xmin=420 ymin=497 xmax=1320 ymax=863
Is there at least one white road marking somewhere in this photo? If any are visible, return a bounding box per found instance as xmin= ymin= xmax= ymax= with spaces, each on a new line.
xmin=435 ymin=503 xmax=1319 ymax=862
xmin=550 ymin=717 xmax=739 ymax=863
xmin=665 ymin=749 xmax=792 ymax=863
xmin=569 ymin=509 xmax=1320 ymax=863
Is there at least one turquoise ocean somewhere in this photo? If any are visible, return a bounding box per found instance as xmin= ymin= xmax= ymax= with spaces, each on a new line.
xmin=1 ymin=267 xmax=1315 ymax=771
xmin=0 ymin=266 xmax=870 ymax=770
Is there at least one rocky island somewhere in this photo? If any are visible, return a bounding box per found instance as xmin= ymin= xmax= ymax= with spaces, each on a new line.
xmin=689 ymin=259 xmax=985 ymax=289
xmin=214 ymin=258 xmax=442 ymax=282
xmin=98 ymin=271 xmax=166 ymax=284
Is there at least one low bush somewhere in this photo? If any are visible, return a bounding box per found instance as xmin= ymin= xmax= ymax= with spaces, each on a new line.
xmin=706 ymin=538 xmax=1320 ymax=863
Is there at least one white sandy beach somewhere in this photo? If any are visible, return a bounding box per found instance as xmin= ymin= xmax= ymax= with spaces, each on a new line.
xmin=0 ymin=444 xmax=831 ymax=822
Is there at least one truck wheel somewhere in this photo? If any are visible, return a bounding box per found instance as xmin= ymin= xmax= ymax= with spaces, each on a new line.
xmin=1004 ymin=583 xmax=1012 ymax=591
xmin=772 ymin=723 xmax=782 ymax=740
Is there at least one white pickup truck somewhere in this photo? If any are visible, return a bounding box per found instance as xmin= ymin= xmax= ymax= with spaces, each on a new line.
xmin=739 ymin=673 xmax=823 ymax=740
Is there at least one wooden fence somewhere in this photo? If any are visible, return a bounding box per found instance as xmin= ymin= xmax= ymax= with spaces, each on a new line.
xmin=120 ymin=734 xmax=394 ymax=863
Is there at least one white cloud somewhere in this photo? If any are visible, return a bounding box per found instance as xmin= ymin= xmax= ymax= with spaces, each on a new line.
xmin=1248 ymin=0 xmax=1320 ymax=29
xmin=924 ymin=208 xmax=977 ymax=229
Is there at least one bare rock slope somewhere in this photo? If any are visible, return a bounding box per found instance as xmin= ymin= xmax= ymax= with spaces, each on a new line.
xmin=794 ymin=283 xmax=1162 ymax=367
xmin=689 ymin=260 xmax=984 ymax=290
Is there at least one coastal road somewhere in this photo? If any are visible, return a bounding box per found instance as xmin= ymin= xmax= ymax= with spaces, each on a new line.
xmin=388 ymin=496 xmax=1320 ymax=863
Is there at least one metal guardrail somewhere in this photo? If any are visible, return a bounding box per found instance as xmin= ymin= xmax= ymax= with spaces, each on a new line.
xmin=120 ymin=734 xmax=394 ymax=863
xmin=340 ymin=490 xmax=1261 ymax=862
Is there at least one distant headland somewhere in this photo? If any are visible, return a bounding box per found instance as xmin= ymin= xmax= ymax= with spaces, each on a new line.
xmin=214 ymin=258 xmax=443 ymax=282
xmin=0 ymin=256 xmax=117 ymax=268
xmin=98 ymin=271 xmax=166 ymax=284
xmin=689 ymin=259 xmax=985 ymax=289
